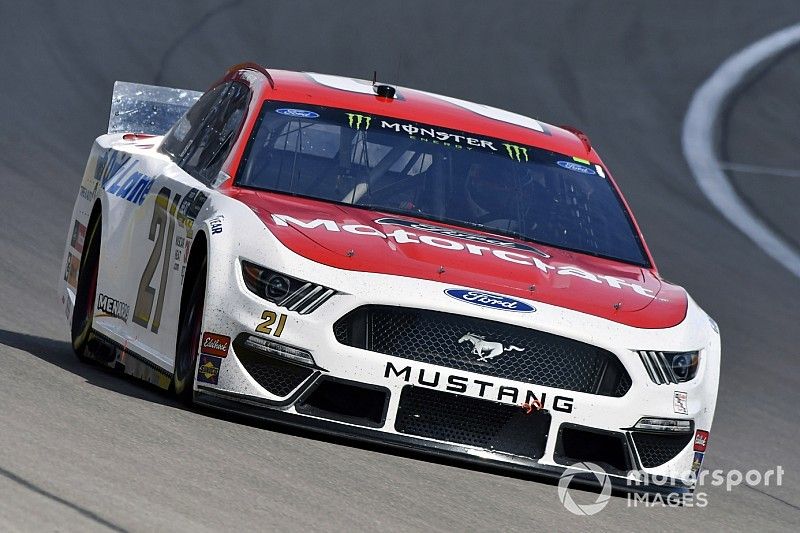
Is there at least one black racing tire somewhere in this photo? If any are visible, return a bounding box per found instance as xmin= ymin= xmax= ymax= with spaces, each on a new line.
xmin=71 ymin=216 xmax=101 ymax=361
xmin=173 ymin=257 xmax=207 ymax=403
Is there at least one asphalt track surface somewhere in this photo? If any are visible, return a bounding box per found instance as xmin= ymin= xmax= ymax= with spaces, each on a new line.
xmin=0 ymin=1 xmax=798 ymax=531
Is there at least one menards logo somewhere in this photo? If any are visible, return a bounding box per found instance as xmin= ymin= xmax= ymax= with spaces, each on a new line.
xmin=346 ymin=113 xmax=371 ymax=130
xmin=271 ymin=214 xmax=656 ymax=298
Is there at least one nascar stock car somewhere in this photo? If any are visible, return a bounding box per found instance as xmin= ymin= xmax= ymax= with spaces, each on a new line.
xmin=60 ymin=63 xmax=719 ymax=493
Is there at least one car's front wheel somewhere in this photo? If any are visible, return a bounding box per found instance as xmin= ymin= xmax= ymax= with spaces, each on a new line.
xmin=173 ymin=257 xmax=207 ymax=402
xmin=71 ymin=216 xmax=101 ymax=361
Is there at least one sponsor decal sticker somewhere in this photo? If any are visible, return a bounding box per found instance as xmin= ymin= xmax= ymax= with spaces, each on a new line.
xmin=276 ymin=108 xmax=319 ymax=118
xmin=557 ymin=160 xmax=597 ymax=175
xmin=201 ymin=332 xmax=230 ymax=357
xmin=197 ymin=354 xmax=221 ymax=385
xmin=209 ymin=214 xmax=224 ymax=235
xmin=503 ymin=143 xmax=529 ymax=162
xmin=380 ymin=120 xmax=498 ymax=151
xmin=70 ymin=220 xmax=86 ymax=253
xmin=673 ymin=390 xmax=689 ymax=415
xmin=271 ymin=214 xmax=657 ymax=298
xmin=64 ymin=253 xmax=80 ymax=288
xmin=445 ymin=288 xmax=536 ymax=313
xmin=374 ymin=217 xmax=547 ymax=256
xmin=96 ymin=293 xmax=130 ymax=322
xmin=177 ymin=188 xmax=209 ymax=230
xmin=346 ymin=113 xmax=371 ymax=130
xmin=694 ymin=430 xmax=709 ymax=452
xmin=692 ymin=451 xmax=705 ymax=474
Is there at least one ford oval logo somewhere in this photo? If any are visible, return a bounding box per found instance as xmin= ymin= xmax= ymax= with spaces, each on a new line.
xmin=556 ymin=160 xmax=596 ymax=175
xmin=444 ymin=289 xmax=536 ymax=313
xmin=276 ymin=108 xmax=319 ymax=118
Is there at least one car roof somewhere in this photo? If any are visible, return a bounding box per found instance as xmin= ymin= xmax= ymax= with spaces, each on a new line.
xmin=233 ymin=67 xmax=595 ymax=160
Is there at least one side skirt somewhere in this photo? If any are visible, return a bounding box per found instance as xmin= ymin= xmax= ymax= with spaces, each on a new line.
xmin=85 ymin=330 xmax=173 ymax=390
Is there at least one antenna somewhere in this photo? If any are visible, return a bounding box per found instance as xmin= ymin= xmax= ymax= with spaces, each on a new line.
xmin=372 ymin=70 xmax=377 ymax=86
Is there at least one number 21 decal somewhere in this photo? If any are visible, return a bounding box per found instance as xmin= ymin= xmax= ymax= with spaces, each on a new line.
xmin=256 ymin=310 xmax=287 ymax=337
xmin=133 ymin=187 xmax=180 ymax=333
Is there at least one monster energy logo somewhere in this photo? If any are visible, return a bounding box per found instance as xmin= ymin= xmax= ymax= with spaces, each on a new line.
xmin=503 ymin=143 xmax=528 ymax=162
xmin=347 ymin=113 xmax=371 ymax=130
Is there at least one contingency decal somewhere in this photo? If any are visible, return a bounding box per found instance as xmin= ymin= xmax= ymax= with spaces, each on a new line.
xmin=96 ymin=293 xmax=130 ymax=322
xmin=70 ymin=220 xmax=86 ymax=253
xmin=673 ymin=390 xmax=689 ymax=415
xmin=694 ymin=430 xmax=709 ymax=452
xmin=197 ymin=354 xmax=222 ymax=385
xmin=691 ymin=451 xmax=704 ymax=474
xmin=64 ymin=252 xmax=80 ymax=289
xmin=271 ymin=214 xmax=657 ymax=298
xmin=201 ymin=332 xmax=230 ymax=358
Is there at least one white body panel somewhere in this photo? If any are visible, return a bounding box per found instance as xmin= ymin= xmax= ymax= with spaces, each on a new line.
xmin=61 ymin=132 xmax=720 ymax=490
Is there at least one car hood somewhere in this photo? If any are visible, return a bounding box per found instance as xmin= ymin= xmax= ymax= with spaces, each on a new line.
xmin=231 ymin=189 xmax=687 ymax=328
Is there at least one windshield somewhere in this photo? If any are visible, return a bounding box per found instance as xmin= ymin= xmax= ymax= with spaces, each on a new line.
xmin=236 ymin=102 xmax=649 ymax=266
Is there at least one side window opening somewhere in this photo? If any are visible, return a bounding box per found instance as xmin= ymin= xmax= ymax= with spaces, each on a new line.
xmin=160 ymin=81 xmax=250 ymax=186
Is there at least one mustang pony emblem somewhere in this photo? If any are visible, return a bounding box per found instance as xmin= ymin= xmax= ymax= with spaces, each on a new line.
xmin=458 ymin=333 xmax=524 ymax=361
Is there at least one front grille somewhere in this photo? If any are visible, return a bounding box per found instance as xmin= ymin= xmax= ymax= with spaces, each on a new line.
xmin=237 ymin=350 xmax=314 ymax=397
xmin=396 ymin=386 xmax=550 ymax=458
xmin=632 ymin=431 xmax=693 ymax=468
xmin=334 ymin=306 xmax=631 ymax=396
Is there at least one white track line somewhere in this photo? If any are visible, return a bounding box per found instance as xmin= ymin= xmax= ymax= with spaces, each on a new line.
xmin=682 ymin=23 xmax=800 ymax=279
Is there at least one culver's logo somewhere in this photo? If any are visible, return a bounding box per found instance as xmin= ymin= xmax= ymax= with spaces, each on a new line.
xmin=445 ymin=289 xmax=535 ymax=313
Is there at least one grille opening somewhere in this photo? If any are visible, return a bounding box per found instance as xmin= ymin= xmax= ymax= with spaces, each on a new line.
xmin=235 ymin=343 xmax=314 ymax=397
xmin=555 ymin=425 xmax=631 ymax=473
xmin=297 ymin=378 xmax=389 ymax=428
xmin=395 ymin=386 xmax=550 ymax=459
xmin=632 ymin=431 xmax=693 ymax=468
xmin=333 ymin=306 xmax=631 ymax=396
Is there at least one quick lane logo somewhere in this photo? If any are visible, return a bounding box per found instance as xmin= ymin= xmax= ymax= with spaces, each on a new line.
xmin=503 ymin=143 xmax=528 ymax=162
xmin=346 ymin=113 xmax=371 ymax=130
xmin=101 ymin=158 xmax=154 ymax=206
xmin=96 ymin=293 xmax=130 ymax=322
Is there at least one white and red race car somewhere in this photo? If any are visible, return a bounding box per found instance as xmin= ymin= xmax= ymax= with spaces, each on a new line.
xmin=60 ymin=63 xmax=719 ymax=494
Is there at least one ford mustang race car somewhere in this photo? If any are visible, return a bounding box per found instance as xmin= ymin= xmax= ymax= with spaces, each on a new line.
xmin=60 ymin=63 xmax=719 ymax=494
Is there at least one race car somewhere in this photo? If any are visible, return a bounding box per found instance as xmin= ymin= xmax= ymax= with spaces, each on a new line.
xmin=60 ymin=63 xmax=719 ymax=494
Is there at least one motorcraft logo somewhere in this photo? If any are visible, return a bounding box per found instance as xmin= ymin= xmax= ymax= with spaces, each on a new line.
xmin=445 ymin=289 xmax=535 ymax=313
xmin=374 ymin=217 xmax=548 ymax=257
xmin=96 ymin=293 xmax=129 ymax=322
xmin=201 ymin=332 xmax=230 ymax=357
xmin=270 ymin=214 xmax=657 ymax=298
xmin=346 ymin=113 xmax=371 ymax=130
xmin=503 ymin=143 xmax=529 ymax=162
